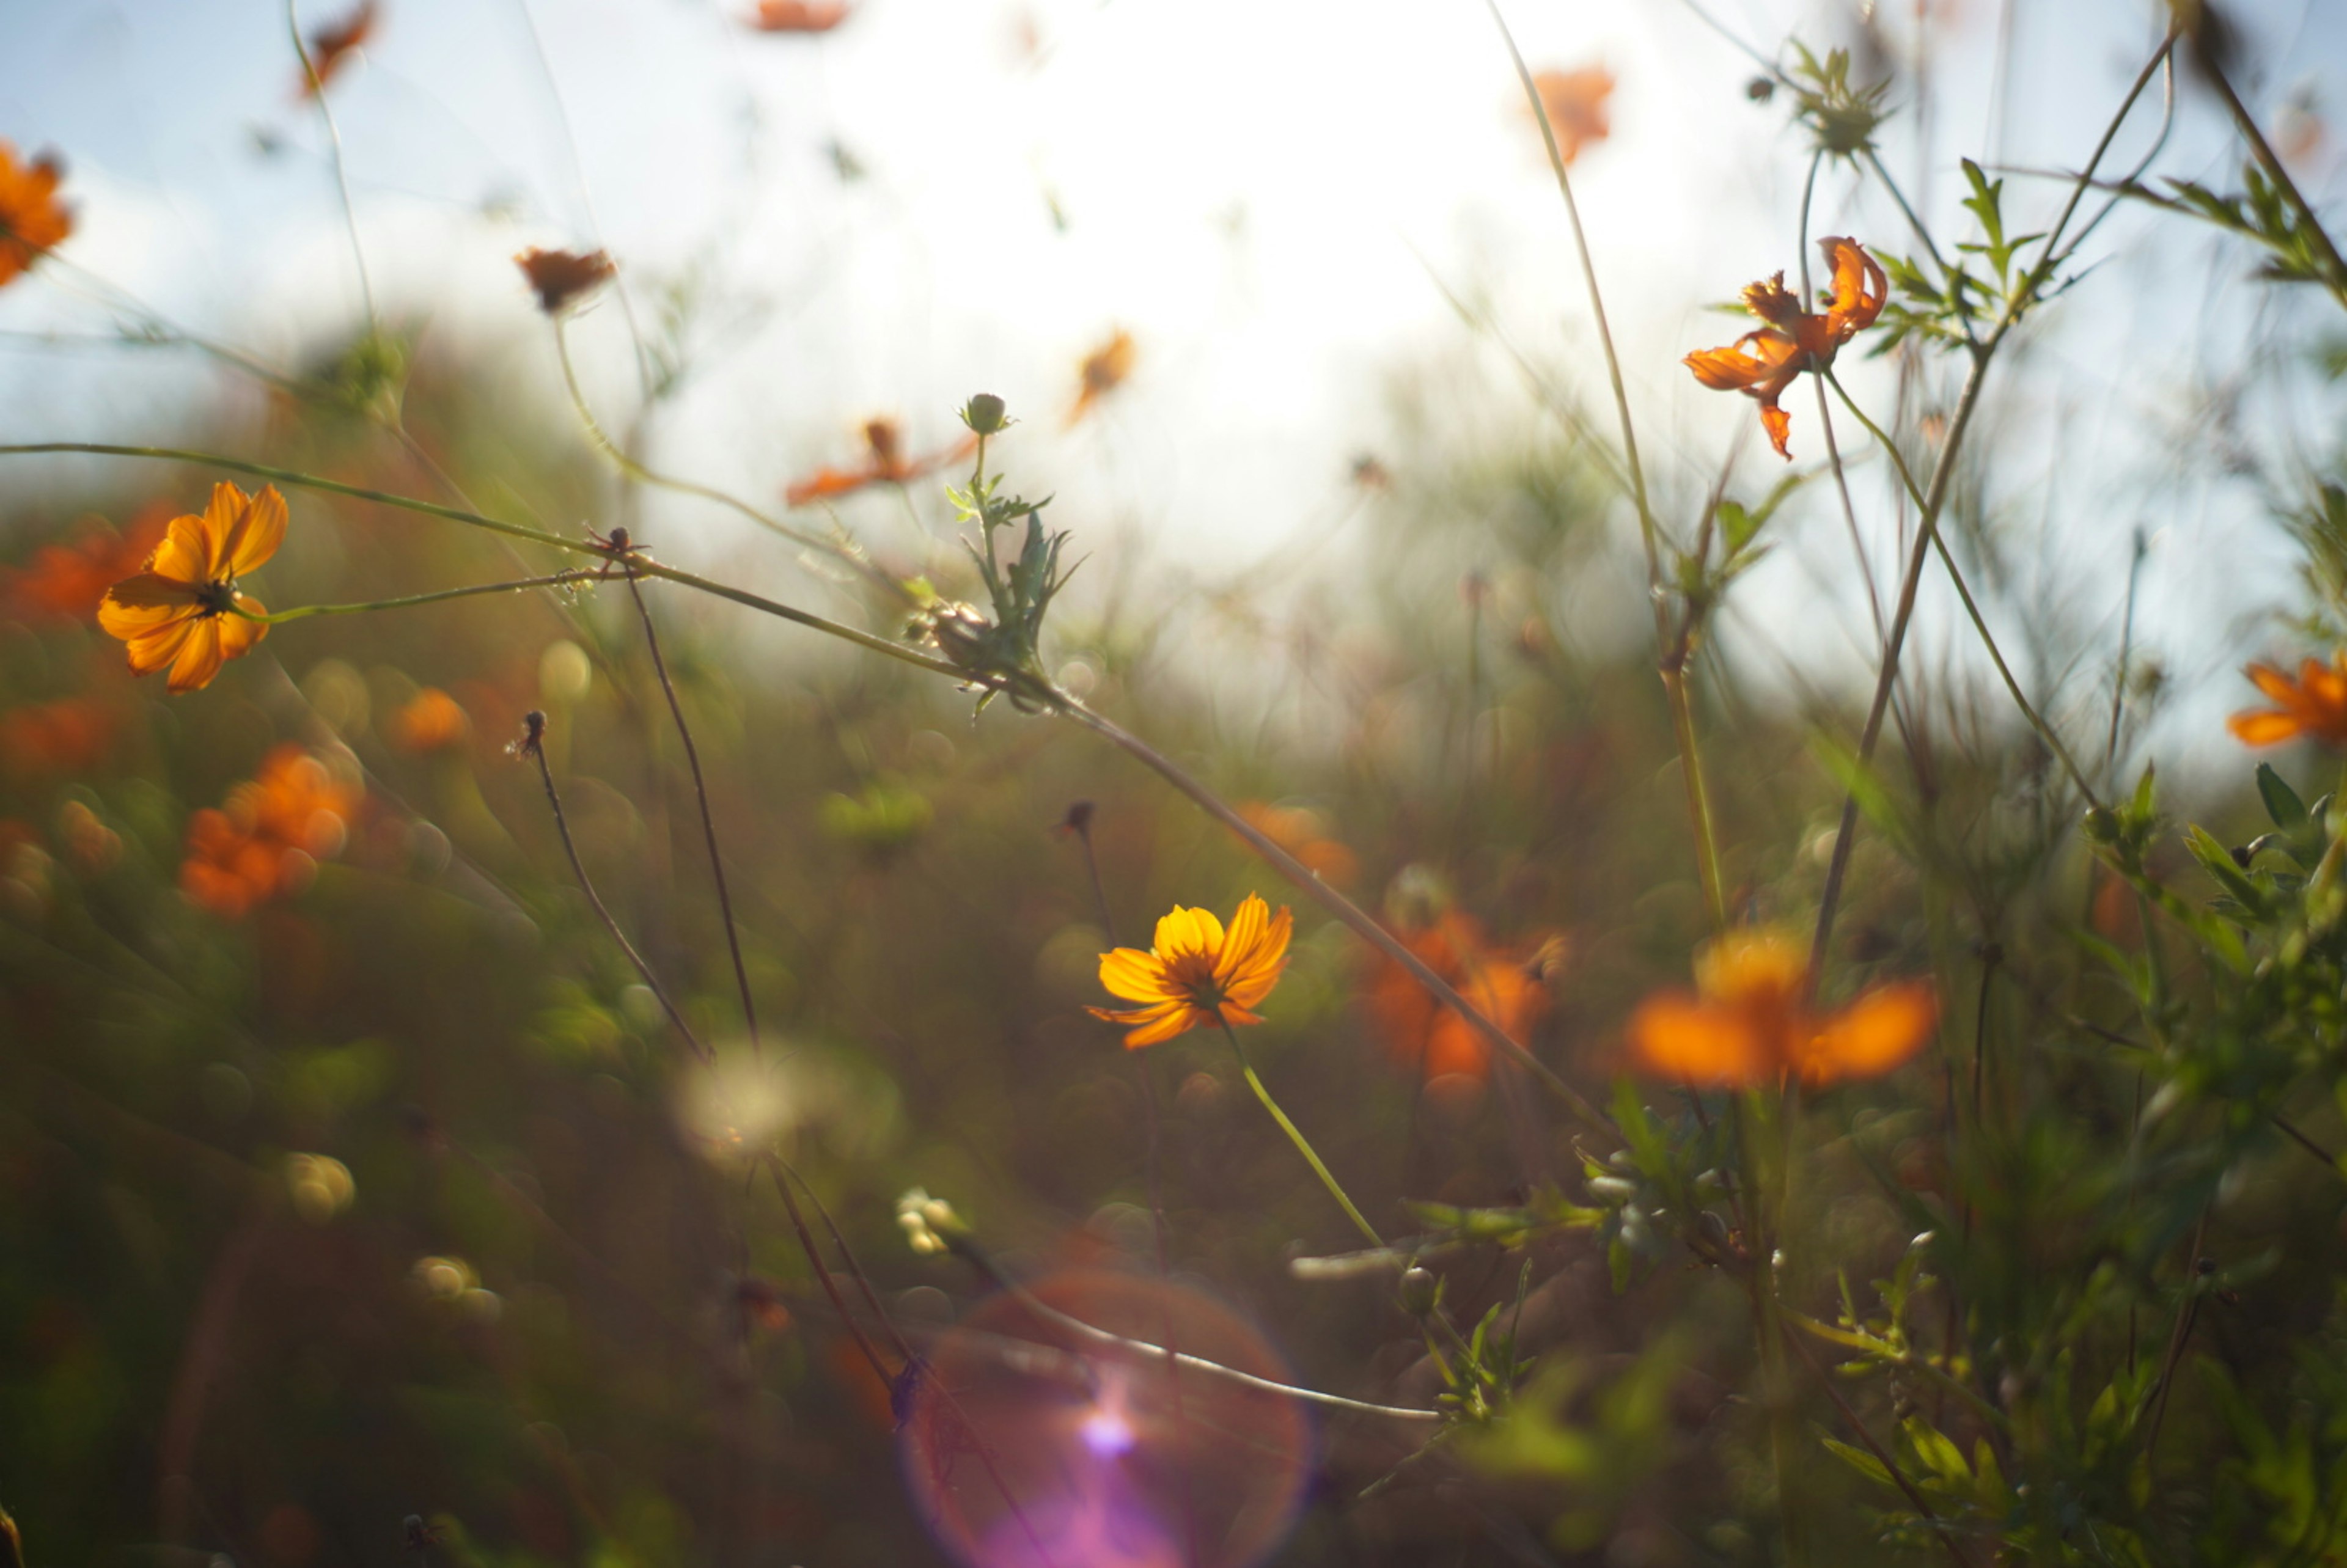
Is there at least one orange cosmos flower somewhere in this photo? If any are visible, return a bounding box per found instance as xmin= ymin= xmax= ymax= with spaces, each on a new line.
xmin=0 ymin=142 xmax=72 ymax=290
xmin=97 ymin=483 xmax=285 ymax=694
xmin=1524 ymin=65 xmax=1614 ymax=165
xmin=1629 ymin=928 xmax=1937 ymax=1088
xmin=749 ymin=0 xmax=851 ymax=31
xmin=2227 ymin=654 xmax=2347 ymax=747
xmin=1683 ymin=236 xmax=1886 ymax=461
xmin=1236 ymin=802 xmax=1359 ymax=888
xmin=299 ymin=0 xmax=378 ymax=95
xmin=4 ymin=508 xmax=170 ymax=621
xmin=515 ymin=247 xmax=615 ymax=315
xmin=0 ymin=698 xmax=116 ymax=780
xmin=1369 ymin=910 xmax=1563 ymax=1081
xmin=1089 ymin=893 xmax=1294 ymax=1049
xmin=180 ymin=745 xmax=363 ymax=917
xmin=1065 ymin=329 xmax=1136 ymax=429
xmin=784 ymin=417 xmax=977 ymax=507
xmin=388 ymin=687 xmax=468 ymax=753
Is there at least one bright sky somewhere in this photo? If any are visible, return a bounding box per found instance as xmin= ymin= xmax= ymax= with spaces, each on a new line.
xmin=3 ymin=0 xmax=2343 ymax=772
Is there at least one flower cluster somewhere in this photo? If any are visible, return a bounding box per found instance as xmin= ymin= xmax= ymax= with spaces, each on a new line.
xmin=180 ymin=745 xmax=364 ymax=918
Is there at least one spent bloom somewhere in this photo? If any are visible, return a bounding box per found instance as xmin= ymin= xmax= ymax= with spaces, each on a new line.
xmin=1683 ymin=236 xmax=1886 ymax=461
xmin=784 ymin=417 xmax=975 ymax=507
xmin=1090 ymin=893 xmax=1294 ymax=1049
xmin=1629 ymin=928 xmax=1936 ymax=1088
xmin=0 ymin=141 xmax=71 ymax=290
xmin=515 ymin=246 xmax=615 ymax=315
xmin=298 ymin=0 xmax=378 ymax=95
xmin=1065 ymin=328 xmax=1136 ymax=429
xmin=2227 ymin=654 xmax=2347 ymax=748
xmin=1524 ymin=65 xmax=1614 ymax=165
xmin=97 ymin=482 xmax=286 ymax=693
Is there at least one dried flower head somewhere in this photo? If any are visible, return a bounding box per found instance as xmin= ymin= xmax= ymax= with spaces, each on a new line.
xmin=299 ymin=0 xmax=379 ymax=96
xmin=1629 ymin=928 xmax=1937 ymax=1088
xmin=1089 ymin=893 xmax=1295 ymax=1049
xmin=97 ymin=482 xmax=286 ymax=693
xmin=515 ymin=246 xmax=616 ymax=315
xmin=0 ymin=141 xmax=72 ymax=290
xmin=1683 ymin=236 xmax=1886 ymax=460
xmin=1065 ymin=329 xmax=1136 ymax=428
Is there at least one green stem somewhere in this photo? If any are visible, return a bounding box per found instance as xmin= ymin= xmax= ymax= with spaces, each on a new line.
xmin=258 ymin=570 xmax=601 ymax=623
xmin=1222 ymin=1021 xmax=1384 ymax=1248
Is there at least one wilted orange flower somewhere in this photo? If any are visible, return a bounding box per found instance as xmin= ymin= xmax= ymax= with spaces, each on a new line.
xmin=388 ymin=687 xmax=468 ymax=753
xmin=1524 ymin=65 xmax=1614 ymax=164
xmin=97 ymin=483 xmax=285 ymax=694
xmin=1237 ymin=802 xmax=1358 ymax=888
xmin=784 ymin=417 xmax=977 ymax=507
xmin=181 ymin=745 xmax=362 ymax=918
xmin=515 ymin=247 xmax=615 ymax=315
xmin=2227 ymin=654 xmax=2347 ymax=747
xmin=749 ymin=0 xmax=851 ymax=31
xmin=1683 ymin=236 xmax=1886 ymax=461
xmin=299 ymin=0 xmax=378 ymax=95
xmin=1370 ymin=910 xmax=1563 ymax=1081
xmin=4 ymin=509 xmax=169 ymax=621
xmin=1629 ymin=928 xmax=1936 ymax=1088
xmin=0 ymin=141 xmax=72 ymax=290
xmin=1089 ymin=893 xmax=1294 ymax=1049
xmin=1065 ymin=329 xmax=1136 ymax=429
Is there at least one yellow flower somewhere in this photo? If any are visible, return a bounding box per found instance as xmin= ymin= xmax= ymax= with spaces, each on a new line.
xmin=2228 ymin=654 xmax=2347 ymax=748
xmin=1089 ymin=893 xmax=1295 ymax=1049
xmin=1629 ymin=928 xmax=1936 ymax=1088
xmin=97 ymin=482 xmax=285 ymax=693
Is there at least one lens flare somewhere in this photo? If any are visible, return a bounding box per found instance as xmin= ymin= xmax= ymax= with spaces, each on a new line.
xmin=900 ymin=1270 xmax=1312 ymax=1568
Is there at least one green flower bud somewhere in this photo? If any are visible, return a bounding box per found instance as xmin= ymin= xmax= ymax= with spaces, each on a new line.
xmin=961 ymin=393 xmax=1010 ymax=435
xmin=1398 ymin=1264 xmax=1440 ymax=1318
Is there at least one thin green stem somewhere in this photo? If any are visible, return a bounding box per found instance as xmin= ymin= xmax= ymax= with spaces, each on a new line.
xmin=1221 ymin=1021 xmax=1384 ymax=1248
xmin=259 ymin=570 xmax=601 ymax=623
xmin=287 ymin=0 xmax=378 ymax=330
xmin=2195 ymin=49 xmax=2347 ymax=309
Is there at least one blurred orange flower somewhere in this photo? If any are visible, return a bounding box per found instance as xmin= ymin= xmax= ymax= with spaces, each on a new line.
xmin=1065 ymin=329 xmax=1136 ymax=429
xmin=181 ymin=745 xmax=363 ymax=918
xmin=389 ymin=687 xmax=469 ymax=753
xmin=1237 ymin=802 xmax=1358 ymax=888
xmin=0 ymin=698 xmax=116 ymax=779
xmin=299 ymin=0 xmax=378 ymax=95
xmin=1629 ymin=928 xmax=1936 ymax=1088
xmin=4 ymin=509 xmax=170 ymax=621
xmin=1089 ymin=893 xmax=1293 ymax=1049
xmin=1683 ymin=236 xmax=1886 ymax=461
xmin=0 ymin=141 xmax=71 ymax=290
xmin=98 ymin=483 xmax=285 ymax=693
xmin=1370 ymin=910 xmax=1562 ymax=1081
xmin=784 ymin=417 xmax=976 ymax=507
xmin=1524 ymin=65 xmax=1614 ymax=164
xmin=515 ymin=247 xmax=615 ymax=315
xmin=749 ymin=0 xmax=851 ymax=31
xmin=2227 ymin=655 xmax=2347 ymax=747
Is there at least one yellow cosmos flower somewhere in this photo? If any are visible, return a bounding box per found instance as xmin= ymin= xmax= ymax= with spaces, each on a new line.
xmin=1089 ymin=893 xmax=1294 ymax=1049
xmin=97 ymin=482 xmax=286 ymax=693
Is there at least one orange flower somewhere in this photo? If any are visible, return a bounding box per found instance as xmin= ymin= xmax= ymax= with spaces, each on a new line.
xmin=181 ymin=808 xmax=287 ymax=918
xmin=97 ymin=483 xmax=285 ymax=693
xmin=180 ymin=745 xmax=362 ymax=918
xmin=1629 ymin=928 xmax=1936 ymax=1088
xmin=4 ymin=508 xmax=169 ymax=621
xmin=2227 ymin=654 xmax=2347 ymax=747
xmin=1683 ymin=236 xmax=1886 ymax=461
xmin=1237 ymin=802 xmax=1358 ymax=888
xmin=0 ymin=141 xmax=72 ymax=290
xmin=515 ymin=247 xmax=615 ymax=315
xmin=1089 ymin=893 xmax=1294 ymax=1049
xmin=0 ymin=698 xmax=116 ymax=780
xmin=1370 ymin=911 xmax=1562 ymax=1081
xmin=1524 ymin=65 xmax=1614 ymax=165
xmin=1065 ymin=329 xmax=1136 ymax=429
xmin=784 ymin=417 xmax=977 ymax=507
xmin=388 ymin=687 xmax=469 ymax=753
xmin=749 ymin=0 xmax=851 ymax=31
xmin=299 ymin=0 xmax=378 ymax=95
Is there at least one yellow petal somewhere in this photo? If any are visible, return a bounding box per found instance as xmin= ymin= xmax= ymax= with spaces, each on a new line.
xmin=223 ymin=484 xmax=288 ymax=577
xmin=1221 ymin=903 xmax=1293 ymax=1009
xmin=196 ymin=483 xmax=254 ymax=579
xmin=123 ymin=617 xmax=197 ymax=678
xmin=148 ymin=512 xmax=212 ymax=587
xmin=1629 ymin=993 xmax=1767 ymax=1086
xmin=166 ymin=618 xmax=227 ymax=693
xmin=215 ymin=601 xmax=268 ymax=662
xmin=1800 ymin=981 xmax=1937 ymax=1085
xmin=1153 ymin=904 xmax=1223 ymax=962
xmin=1098 ymin=947 xmax=1176 ymax=1003
xmin=97 ymin=574 xmax=200 ymax=638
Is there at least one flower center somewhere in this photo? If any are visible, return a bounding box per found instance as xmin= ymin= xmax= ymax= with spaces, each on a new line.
xmin=1161 ymin=950 xmax=1227 ymax=1010
xmin=194 ymin=577 xmax=238 ymax=617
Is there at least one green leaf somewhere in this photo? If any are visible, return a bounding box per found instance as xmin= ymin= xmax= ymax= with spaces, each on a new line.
xmin=2257 ymin=762 xmax=2309 ymax=827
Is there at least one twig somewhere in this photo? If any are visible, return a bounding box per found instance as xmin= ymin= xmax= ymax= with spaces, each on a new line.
xmin=1782 ymin=1321 xmax=1982 ymax=1568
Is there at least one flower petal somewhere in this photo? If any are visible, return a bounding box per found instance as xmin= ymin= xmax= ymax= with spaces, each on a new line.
xmin=1799 ymin=981 xmax=1938 ymax=1085
xmin=2229 ymin=710 xmax=2304 ymax=747
xmin=215 ymin=601 xmax=268 ymax=662
xmin=196 ymin=483 xmax=254 ymax=580
xmin=165 ymin=618 xmax=227 ymax=693
xmin=1099 ymin=947 xmax=1177 ymax=1003
xmin=222 ymin=484 xmax=288 ymax=577
xmin=1629 ymin=992 xmax=1767 ymax=1086
xmin=147 ymin=512 xmax=213 ymax=587
xmin=1090 ymin=1000 xmax=1200 ymax=1049
xmin=97 ymin=573 xmax=200 ymax=639
xmin=123 ymin=617 xmax=197 ymax=678
xmin=1153 ymin=904 xmax=1223 ymax=962
xmin=1221 ymin=903 xmax=1293 ymax=1009
xmin=1759 ymin=402 xmax=1794 ymax=461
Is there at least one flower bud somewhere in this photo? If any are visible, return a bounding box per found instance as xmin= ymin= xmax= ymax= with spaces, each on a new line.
xmin=960 ymin=393 xmax=1009 ymax=434
xmin=1398 ymin=1264 xmax=1440 ymax=1318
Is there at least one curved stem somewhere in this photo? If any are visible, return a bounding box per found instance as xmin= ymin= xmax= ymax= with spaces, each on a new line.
xmin=287 ymin=0 xmax=378 ymax=330
xmin=1223 ymin=1021 xmax=1384 ymax=1248
xmin=260 ymin=570 xmax=600 ymax=622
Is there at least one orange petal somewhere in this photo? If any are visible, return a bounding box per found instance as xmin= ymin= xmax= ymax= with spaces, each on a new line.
xmin=784 ymin=466 xmax=880 ymax=507
xmin=196 ymin=483 xmax=255 ymax=579
xmin=2244 ymin=662 xmax=2299 ymax=703
xmin=1090 ymin=1001 xmax=1200 ymax=1049
xmin=222 ymin=485 xmax=287 ymax=577
xmin=1759 ymin=403 xmax=1794 ymax=461
xmin=1099 ymin=947 xmax=1177 ymax=1003
xmin=1799 ymin=981 xmax=1938 ymax=1085
xmin=1629 ymin=992 xmax=1767 ymax=1086
xmin=147 ymin=511 xmax=212 ymax=587
xmin=97 ymin=574 xmax=200 ymax=638
xmin=165 ymin=618 xmax=227 ymax=693
xmin=1153 ymin=905 xmax=1223 ymax=962
xmin=1683 ymin=344 xmax=1768 ymax=391
xmin=1221 ymin=904 xmax=1293 ymax=1008
xmin=215 ymin=601 xmax=268 ymax=663
xmin=123 ymin=617 xmax=197 ymax=678
xmin=2229 ymin=710 xmax=2304 ymax=747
